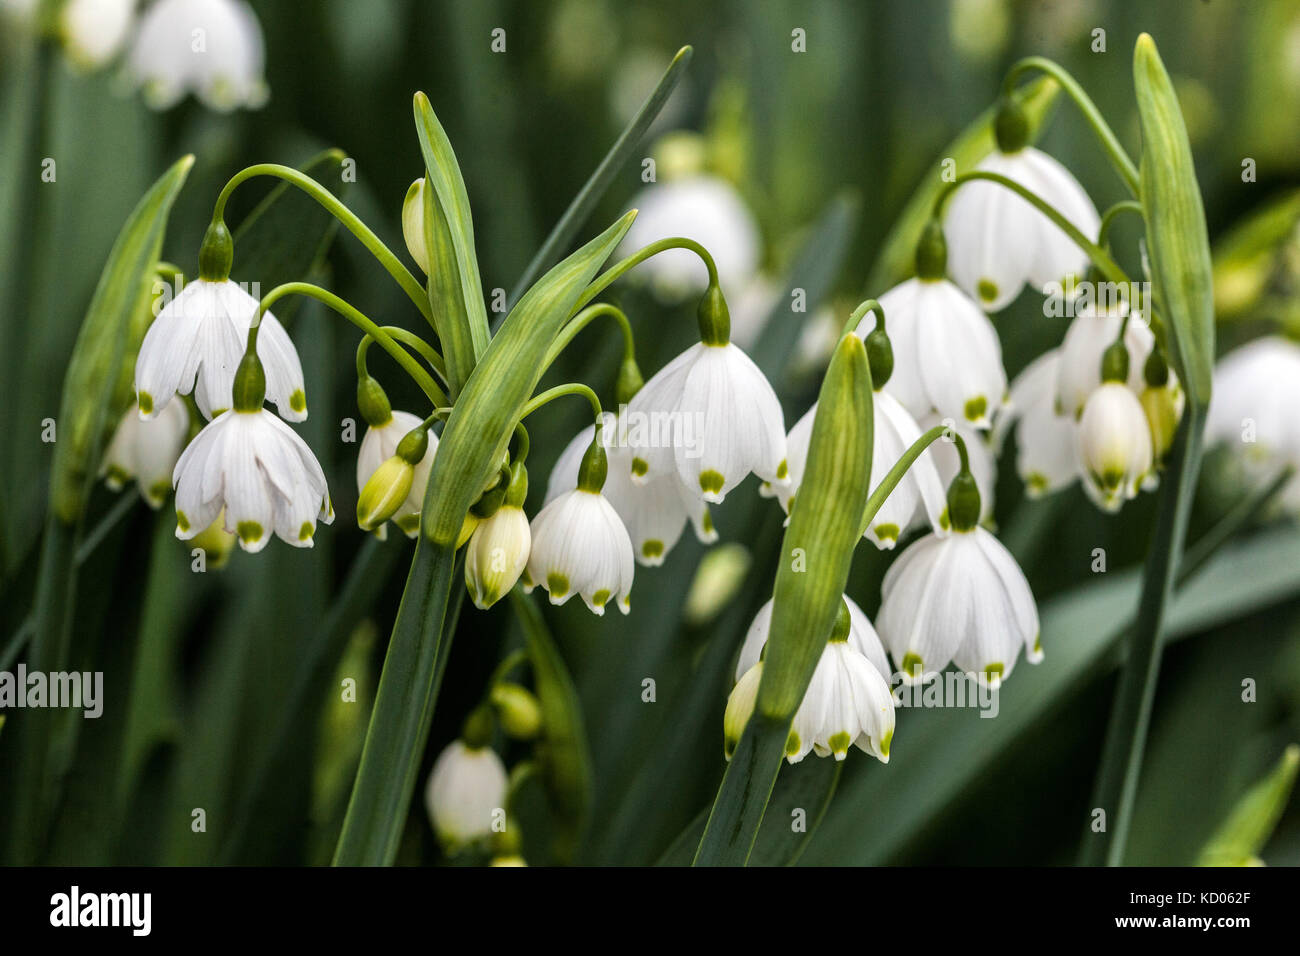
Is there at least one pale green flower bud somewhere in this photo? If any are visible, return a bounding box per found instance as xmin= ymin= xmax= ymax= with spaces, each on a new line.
xmin=465 ymin=502 xmax=531 ymax=610
xmin=489 ymin=683 xmax=543 ymax=740
xmin=357 ymin=456 xmax=414 ymax=532
xmin=402 ymin=177 xmax=430 ymax=274
xmin=723 ymin=662 xmax=763 ymax=760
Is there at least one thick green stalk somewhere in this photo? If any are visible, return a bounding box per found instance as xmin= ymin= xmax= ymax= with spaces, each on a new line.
xmin=332 ymin=539 xmax=458 ymax=865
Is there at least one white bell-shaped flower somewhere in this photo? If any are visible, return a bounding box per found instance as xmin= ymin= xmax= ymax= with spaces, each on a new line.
xmin=859 ymin=277 xmax=1006 ymax=427
xmin=994 ymin=350 xmax=1079 ymax=497
xmin=424 ymin=740 xmax=508 ymax=849
xmin=1207 ymin=336 xmax=1300 ymax=505
xmin=778 ymin=394 xmax=948 ymax=548
xmin=135 ymin=278 xmax=305 ymax=423
xmin=546 ymin=419 xmax=713 ymax=567
xmin=100 ymin=398 xmax=190 ymax=508
xmin=1056 ymin=302 xmax=1153 ymax=418
xmin=617 ymin=174 xmax=760 ymax=300
xmin=626 ymin=341 xmax=787 ymax=503
xmin=944 ymin=147 xmax=1100 ymax=311
xmin=735 ymin=594 xmax=890 ymax=681
xmin=60 ymin=0 xmax=135 ymax=71
xmin=356 ymin=411 xmax=437 ymax=539
xmin=1076 ymin=381 xmax=1154 ymax=512
xmin=877 ymin=525 xmax=1040 ymax=686
xmin=172 ymin=408 xmax=332 ymax=552
xmin=526 ymin=442 xmax=635 ymax=614
xmin=126 ymin=0 xmax=268 ymax=112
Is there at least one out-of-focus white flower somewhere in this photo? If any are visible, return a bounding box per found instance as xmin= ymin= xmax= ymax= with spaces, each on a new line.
xmin=127 ymin=0 xmax=268 ymax=112
xmin=626 ymin=342 xmax=787 ymax=503
xmin=915 ymin=413 xmax=996 ymax=527
xmin=100 ymin=398 xmax=189 ymax=508
xmin=1056 ymin=303 xmax=1153 ymax=418
xmin=778 ymin=394 xmax=948 ymax=547
xmin=172 ymin=408 xmax=332 ymax=552
xmin=546 ymin=420 xmax=712 ymax=567
xmin=355 ymin=410 xmax=437 ymax=539
xmin=1207 ymin=336 xmax=1300 ymax=472
xmin=60 ymin=0 xmax=135 ymax=71
xmin=995 ymin=350 xmax=1079 ymax=497
xmin=726 ymin=274 xmax=780 ymax=351
xmin=859 ymin=277 xmax=1006 ymax=428
xmin=424 ymin=741 xmax=507 ymax=850
xmin=617 ymin=174 xmax=760 ymax=300
xmin=135 ymin=278 xmax=305 ymax=423
xmin=1076 ymin=381 xmax=1153 ymax=512
xmin=944 ymin=147 xmax=1100 ymax=311
xmin=526 ymin=465 xmax=635 ymax=614
xmin=877 ymin=526 xmax=1039 ymax=686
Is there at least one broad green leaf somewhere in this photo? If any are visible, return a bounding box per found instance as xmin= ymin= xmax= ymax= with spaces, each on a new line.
xmin=1197 ymin=744 xmax=1300 ymax=866
xmin=420 ymin=211 xmax=635 ymax=547
xmin=413 ymin=93 xmax=492 ymax=364
xmin=864 ymin=76 xmax=1060 ymax=294
xmin=1134 ymin=33 xmax=1215 ymax=411
xmin=4 ymin=155 xmax=193 ymax=865
xmin=694 ymin=335 xmax=875 ymax=866
xmin=505 ymin=46 xmax=694 ymax=314
xmin=511 ymin=589 xmax=594 ymax=864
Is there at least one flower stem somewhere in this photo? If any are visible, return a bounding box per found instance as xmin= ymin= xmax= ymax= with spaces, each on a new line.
xmin=252 ymin=282 xmax=448 ymax=407
xmin=935 ymin=171 xmax=1130 ymax=287
xmin=1097 ymin=199 xmax=1144 ymax=247
xmin=545 ymin=303 xmax=636 ymax=367
xmin=843 ymin=298 xmax=885 ymax=338
xmin=1003 ymin=56 xmax=1141 ymax=196
xmin=1080 ymin=406 xmax=1206 ymax=865
xmin=575 ymin=238 xmax=719 ymax=312
xmin=213 ymin=164 xmax=434 ymax=325
xmin=858 ymin=424 xmax=957 ymax=536
xmin=356 ymin=326 xmax=447 ymax=384
xmin=519 ymin=382 xmax=603 ymax=423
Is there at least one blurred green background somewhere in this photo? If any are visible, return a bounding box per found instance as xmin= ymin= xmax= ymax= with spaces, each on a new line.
xmin=2 ymin=0 xmax=1300 ymax=866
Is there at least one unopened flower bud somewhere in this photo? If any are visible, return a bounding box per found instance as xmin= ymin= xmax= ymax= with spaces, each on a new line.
xmin=489 ymin=683 xmax=543 ymax=739
xmin=402 ymin=177 xmax=430 ymax=273
xmin=357 ymin=456 xmax=414 ymax=532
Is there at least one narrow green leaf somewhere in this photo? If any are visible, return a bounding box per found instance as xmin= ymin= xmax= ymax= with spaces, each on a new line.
xmin=693 ymin=334 xmax=875 ymax=866
xmin=333 ymin=540 xmax=459 ymax=865
xmin=1133 ymin=33 xmax=1215 ymax=410
xmin=505 ymin=46 xmax=693 ymax=314
xmin=510 ymin=589 xmax=594 ymax=863
xmin=1197 ymin=744 xmax=1300 ymax=866
xmin=420 ymin=211 xmax=635 ymax=547
xmin=413 ymin=93 xmax=492 ymax=362
xmin=864 ymin=76 xmax=1060 ymax=293
xmin=4 ymin=155 xmax=193 ymax=865
xmin=419 ymin=164 xmax=477 ymax=395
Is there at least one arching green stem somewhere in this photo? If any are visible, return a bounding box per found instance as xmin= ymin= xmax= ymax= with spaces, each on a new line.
xmin=859 ymin=424 xmax=962 ymax=536
xmin=843 ymin=298 xmax=885 ymax=337
xmin=356 ymin=327 xmax=447 ymax=385
xmin=487 ymin=648 xmax=531 ymax=690
xmin=512 ymin=422 xmax=530 ymax=464
xmin=1097 ymin=199 xmax=1144 ymax=248
xmin=545 ymin=302 xmax=636 ymax=367
xmin=575 ymin=238 xmax=719 ymax=312
xmin=1003 ymin=57 xmax=1140 ymax=196
xmin=935 ymin=171 xmax=1131 ymax=287
xmin=520 ymin=382 xmax=603 ymax=423
xmin=249 ymin=282 xmax=447 ymax=407
xmin=213 ymin=164 xmax=434 ymax=325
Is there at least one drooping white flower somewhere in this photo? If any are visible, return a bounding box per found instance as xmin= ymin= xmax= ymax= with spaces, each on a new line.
xmin=60 ymin=0 xmax=135 ymax=71
xmin=625 ymin=342 xmax=787 ymax=503
xmin=1056 ymin=303 xmax=1153 ymax=418
xmin=726 ymin=639 xmax=895 ymax=765
xmin=525 ymin=477 xmax=635 ymax=615
xmin=617 ymin=174 xmax=760 ymax=300
xmin=126 ymin=0 xmax=268 ymax=112
xmin=857 ymin=277 xmax=1007 ymax=428
xmin=465 ymin=503 xmax=531 ymax=610
xmin=735 ymin=594 xmax=890 ymax=681
xmin=944 ymin=147 xmax=1100 ymax=311
xmin=424 ymin=741 xmax=508 ymax=849
xmin=877 ymin=526 xmax=1040 ymax=686
xmin=546 ymin=420 xmax=713 ymax=567
xmin=355 ymin=410 xmax=437 ymax=539
xmin=994 ymin=350 xmax=1079 ymax=497
xmin=778 ymin=394 xmax=948 ymax=547
xmin=172 ymin=408 xmax=332 ymax=552
xmin=1075 ymin=382 xmax=1153 ymax=512
xmin=1207 ymin=335 xmax=1300 ymax=471
xmin=915 ymin=414 xmax=996 ymax=527
xmin=135 ymin=278 xmax=306 ymax=423
xmin=101 ymin=398 xmax=189 ymax=508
